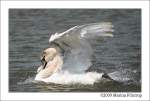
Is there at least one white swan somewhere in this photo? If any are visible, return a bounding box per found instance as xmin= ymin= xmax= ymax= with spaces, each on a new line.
xmin=35 ymin=22 xmax=114 ymax=84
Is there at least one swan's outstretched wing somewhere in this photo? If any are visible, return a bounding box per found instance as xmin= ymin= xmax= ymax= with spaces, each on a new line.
xmin=49 ymin=22 xmax=113 ymax=42
xmin=49 ymin=22 xmax=114 ymax=73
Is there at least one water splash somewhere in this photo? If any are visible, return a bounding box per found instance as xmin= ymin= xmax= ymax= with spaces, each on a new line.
xmin=35 ymin=71 xmax=104 ymax=85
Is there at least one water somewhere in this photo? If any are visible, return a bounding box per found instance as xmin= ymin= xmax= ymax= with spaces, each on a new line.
xmin=9 ymin=9 xmax=141 ymax=92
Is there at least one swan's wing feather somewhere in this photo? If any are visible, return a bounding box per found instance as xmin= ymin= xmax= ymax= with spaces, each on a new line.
xmin=70 ymin=22 xmax=114 ymax=38
xmin=49 ymin=22 xmax=113 ymax=43
xmin=49 ymin=26 xmax=78 ymax=42
xmin=48 ymin=22 xmax=114 ymax=73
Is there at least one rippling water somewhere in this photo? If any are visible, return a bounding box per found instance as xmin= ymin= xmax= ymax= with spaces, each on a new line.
xmin=9 ymin=9 xmax=141 ymax=92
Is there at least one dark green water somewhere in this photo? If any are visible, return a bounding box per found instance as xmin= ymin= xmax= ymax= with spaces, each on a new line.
xmin=9 ymin=9 xmax=141 ymax=92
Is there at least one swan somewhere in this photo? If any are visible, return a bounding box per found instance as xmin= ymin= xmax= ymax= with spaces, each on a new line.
xmin=35 ymin=22 xmax=114 ymax=84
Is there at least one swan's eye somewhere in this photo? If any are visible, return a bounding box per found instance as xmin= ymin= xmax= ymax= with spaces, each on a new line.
xmin=43 ymin=51 xmax=46 ymax=55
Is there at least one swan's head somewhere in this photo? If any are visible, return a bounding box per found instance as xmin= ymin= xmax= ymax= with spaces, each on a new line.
xmin=41 ymin=48 xmax=57 ymax=62
xmin=40 ymin=48 xmax=57 ymax=70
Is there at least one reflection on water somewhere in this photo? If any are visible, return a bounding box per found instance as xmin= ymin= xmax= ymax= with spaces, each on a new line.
xmin=9 ymin=9 xmax=141 ymax=92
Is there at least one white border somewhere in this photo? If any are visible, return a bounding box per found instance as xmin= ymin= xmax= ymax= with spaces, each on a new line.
xmin=1 ymin=1 xmax=149 ymax=101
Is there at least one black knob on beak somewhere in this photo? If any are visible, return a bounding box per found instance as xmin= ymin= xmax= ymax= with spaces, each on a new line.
xmin=41 ymin=56 xmax=47 ymax=69
xmin=41 ymin=56 xmax=45 ymax=64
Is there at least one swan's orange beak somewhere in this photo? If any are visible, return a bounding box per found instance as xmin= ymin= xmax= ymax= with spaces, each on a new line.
xmin=40 ymin=50 xmax=48 ymax=70
xmin=41 ymin=56 xmax=47 ymax=69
